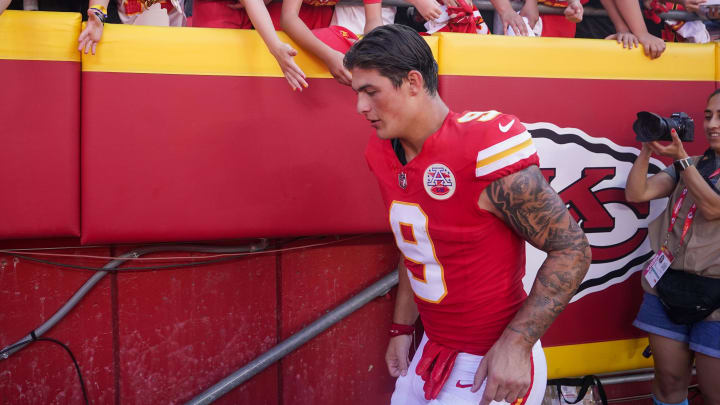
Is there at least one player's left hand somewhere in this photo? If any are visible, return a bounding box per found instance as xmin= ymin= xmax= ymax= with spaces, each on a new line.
xmin=472 ymin=335 xmax=532 ymax=405
xmin=564 ymin=0 xmax=583 ymax=23
xmin=500 ymin=8 xmax=529 ymax=36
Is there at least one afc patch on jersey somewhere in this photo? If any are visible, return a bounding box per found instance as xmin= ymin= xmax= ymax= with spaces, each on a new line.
xmin=424 ymin=163 xmax=456 ymax=200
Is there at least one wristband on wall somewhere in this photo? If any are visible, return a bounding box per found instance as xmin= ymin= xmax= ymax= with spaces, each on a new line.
xmin=389 ymin=323 xmax=414 ymax=337
xmin=89 ymin=5 xmax=108 ymax=23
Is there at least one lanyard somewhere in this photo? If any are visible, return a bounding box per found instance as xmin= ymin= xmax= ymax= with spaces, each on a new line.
xmin=666 ymin=166 xmax=720 ymax=248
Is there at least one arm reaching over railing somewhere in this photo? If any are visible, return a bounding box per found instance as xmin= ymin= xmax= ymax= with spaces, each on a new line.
xmin=78 ymin=1 xmax=109 ymax=55
xmin=0 ymin=0 xmax=11 ymax=15
xmin=237 ymin=0 xmax=309 ymax=90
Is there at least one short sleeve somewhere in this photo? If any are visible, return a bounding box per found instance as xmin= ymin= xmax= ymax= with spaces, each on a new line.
xmin=661 ymin=164 xmax=678 ymax=183
xmin=473 ymin=117 xmax=539 ymax=182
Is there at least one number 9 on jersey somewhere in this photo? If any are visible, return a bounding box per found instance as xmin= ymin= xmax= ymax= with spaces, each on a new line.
xmin=389 ymin=201 xmax=448 ymax=303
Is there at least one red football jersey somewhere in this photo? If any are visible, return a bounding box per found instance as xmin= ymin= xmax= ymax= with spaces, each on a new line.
xmin=365 ymin=110 xmax=540 ymax=355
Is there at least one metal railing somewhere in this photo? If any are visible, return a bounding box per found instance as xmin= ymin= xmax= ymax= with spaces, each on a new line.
xmin=185 ymin=269 xmax=400 ymax=405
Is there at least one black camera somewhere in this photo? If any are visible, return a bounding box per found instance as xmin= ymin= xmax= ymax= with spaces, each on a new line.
xmin=633 ymin=112 xmax=694 ymax=142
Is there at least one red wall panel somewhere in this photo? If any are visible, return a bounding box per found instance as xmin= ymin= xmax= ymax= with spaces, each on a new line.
xmin=279 ymin=235 xmax=399 ymax=404
xmin=81 ymin=74 xmax=387 ymax=245
xmin=0 ymin=245 xmax=114 ymax=405
xmin=0 ymin=60 xmax=80 ymax=240
xmin=113 ymin=248 xmax=279 ymax=404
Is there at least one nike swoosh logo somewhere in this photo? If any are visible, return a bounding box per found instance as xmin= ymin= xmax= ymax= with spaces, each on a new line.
xmin=499 ymin=119 xmax=515 ymax=133
xmin=456 ymin=380 xmax=473 ymax=388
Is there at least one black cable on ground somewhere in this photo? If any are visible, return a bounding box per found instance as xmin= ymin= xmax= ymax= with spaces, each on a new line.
xmin=1 ymin=334 xmax=89 ymax=405
xmin=35 ymin=337 xmax=90 ymax=405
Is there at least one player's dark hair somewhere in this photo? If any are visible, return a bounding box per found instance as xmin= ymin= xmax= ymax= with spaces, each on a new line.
xmin=344 ymin=24 xmax=438 ymax=96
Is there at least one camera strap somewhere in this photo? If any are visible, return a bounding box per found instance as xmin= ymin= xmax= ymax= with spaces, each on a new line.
xmin=665 ymin=166 xmax=720 ymax=253
xmin=645 ymin=167 xmax=720 ymax=287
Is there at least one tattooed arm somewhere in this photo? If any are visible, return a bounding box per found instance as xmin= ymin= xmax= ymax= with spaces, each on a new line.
xmin=472 ymin=165 xmax=591 ymax=405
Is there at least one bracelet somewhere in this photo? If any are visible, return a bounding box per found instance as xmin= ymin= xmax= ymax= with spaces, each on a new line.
xmin=389 ymin=323 xmax=414 ymax=337
xmin=89 ymin=5 xmax=108 ymax=23
xmin=673 ymin=157 xmax=693 ymax=172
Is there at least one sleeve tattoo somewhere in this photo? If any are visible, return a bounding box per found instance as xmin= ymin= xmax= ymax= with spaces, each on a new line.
xmin=486 ymin=165 xmax=592 ymax=344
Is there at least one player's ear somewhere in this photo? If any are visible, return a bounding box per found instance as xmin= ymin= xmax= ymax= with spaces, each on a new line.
xmin=406 ymin=70 xmax=424 ymax=96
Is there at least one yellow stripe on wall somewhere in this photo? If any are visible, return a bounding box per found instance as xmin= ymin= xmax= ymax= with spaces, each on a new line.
xmin=438 ymin=33 xmax=715 ymax=82
xmin=0 ymin=10 xmax=81 ymax=62
xmin=544 ymin=338 xmax=653 ymax=379
xmin=83 ymin=24 xmax=439 ymax=78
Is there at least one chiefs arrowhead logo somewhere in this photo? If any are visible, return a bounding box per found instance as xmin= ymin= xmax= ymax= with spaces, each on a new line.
xmin=523 ymin=122 xmax=668 ymax=302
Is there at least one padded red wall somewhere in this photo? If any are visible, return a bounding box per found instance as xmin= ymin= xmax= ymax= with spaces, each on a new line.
xmin=0 ymin=236 xmax=399 ymax=405
xmin=0 ymin=60 xmax=80 ymax=239
xmin=81 ymin=74 xmax=387 ymax=244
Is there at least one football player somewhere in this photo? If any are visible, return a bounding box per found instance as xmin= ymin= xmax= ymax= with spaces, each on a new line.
xmin=344 ymin=24 xmax=591 ymax=405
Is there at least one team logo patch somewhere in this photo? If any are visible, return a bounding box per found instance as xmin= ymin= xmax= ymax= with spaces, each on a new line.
xmin=398 ymin=172 xmax=407 ymax=190
xmin=424 ymin=164 xmax=456 ymax=200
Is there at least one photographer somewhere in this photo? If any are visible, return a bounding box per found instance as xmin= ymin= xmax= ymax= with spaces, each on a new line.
xmin=625 ymin=90 xmax=720 ymax=405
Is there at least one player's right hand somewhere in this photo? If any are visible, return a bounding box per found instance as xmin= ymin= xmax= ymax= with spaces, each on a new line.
xmin=412 ymin=0 xmax=443 ymax=21
xmin=386 ymin=335 xmax=412 ymax=377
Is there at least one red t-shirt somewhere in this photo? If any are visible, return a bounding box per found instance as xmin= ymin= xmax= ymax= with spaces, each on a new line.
xmin=365 ymin=110 xmax=540 ymax=355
